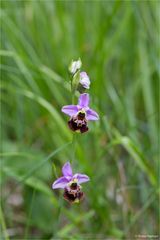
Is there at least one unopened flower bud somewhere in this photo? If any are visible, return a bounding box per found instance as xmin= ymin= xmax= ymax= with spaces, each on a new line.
xmin=69 ymin=59 xmax=82 ymax=75
xmin=79 ymin=72 xmax=90 ymax=89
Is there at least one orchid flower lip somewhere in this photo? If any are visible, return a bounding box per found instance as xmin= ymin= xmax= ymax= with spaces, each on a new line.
xmin=63 ymin=187 xmax=84 ymax=203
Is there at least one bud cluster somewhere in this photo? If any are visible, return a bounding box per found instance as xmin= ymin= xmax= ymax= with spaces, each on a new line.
xmin=69 ymin=59 xmax=90 ymax=94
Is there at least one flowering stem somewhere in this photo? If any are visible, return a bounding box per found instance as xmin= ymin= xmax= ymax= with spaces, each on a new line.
xmin=71 ymin=89 xmax=77 ymax=164
xmin=71 ymin=90 xmax=75 ymax=104
xmin=52 ymin=197 xmax=63 ymax=238
xmin=0 ymin=205 xmax=10 ymax=240
xmin=71 ymin=132 xmax=76 ymax=164
xmin=24 ymin=188 xmax=36 ymax=240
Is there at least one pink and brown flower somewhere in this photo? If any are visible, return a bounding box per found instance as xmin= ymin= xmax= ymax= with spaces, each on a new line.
xmin=52 ymin=162 xmax=90 ymax=203
xmin=61 ymin=93 xmax=99 ymax=133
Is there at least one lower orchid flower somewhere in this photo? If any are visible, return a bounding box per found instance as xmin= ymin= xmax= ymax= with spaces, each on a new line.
xmin=61 ymin=93 xmax=99 ymax=133
xmin=52 ymin=162 xmax=90 ymax=203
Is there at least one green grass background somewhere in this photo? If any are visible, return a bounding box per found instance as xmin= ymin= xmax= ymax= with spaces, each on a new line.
xmin=1 ymin=0 xmax=159 ymax=239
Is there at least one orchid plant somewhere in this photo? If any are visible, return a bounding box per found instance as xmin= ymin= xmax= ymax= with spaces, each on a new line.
xmin=52 ymin=59 xmax=99 ymax=203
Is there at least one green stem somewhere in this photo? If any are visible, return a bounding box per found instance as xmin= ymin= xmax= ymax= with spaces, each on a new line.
xmin=71 ymin=133 xmax=76 ymax=164
xmin=52 ymin=76 xmax=77 ymax=239
xmin=0 ymin=204 xmax=10 ymax=240
xmin=71 ymin=90 xmax=75 ymax=104
xmin=71 ymin=84 xmax=77 ymax=164
xmin=24 ymin=189 xmax=36 ymax=240
xmin=52 ymin=197 xmax=63 ymax=239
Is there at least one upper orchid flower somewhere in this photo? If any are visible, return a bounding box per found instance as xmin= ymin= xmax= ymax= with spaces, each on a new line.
xmin=61 ymin=93 xmax=99 ymax=133
xmin=52 ymin=162 xmax=90 ymax=203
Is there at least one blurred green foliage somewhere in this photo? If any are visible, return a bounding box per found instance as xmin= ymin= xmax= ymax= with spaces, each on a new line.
xmin=1 ymin=0 xmax=159 ymax=239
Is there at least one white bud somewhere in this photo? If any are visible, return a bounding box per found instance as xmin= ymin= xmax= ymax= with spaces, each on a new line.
xmin=79 ymin=72 xmax=90 ymax=89
xmin=69 ymin=59 xmax=82 ymax=75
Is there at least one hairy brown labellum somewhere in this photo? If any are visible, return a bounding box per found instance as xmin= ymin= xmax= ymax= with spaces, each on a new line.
xmin=68 ymin=111 xmax=88 ymax=133
xmin=63 ymin=182 xmax=84 ymax=203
